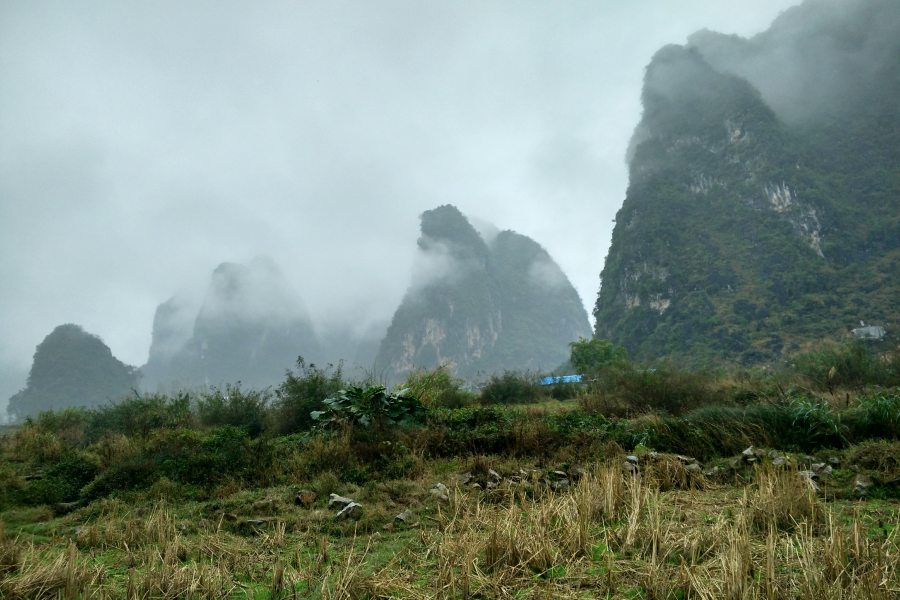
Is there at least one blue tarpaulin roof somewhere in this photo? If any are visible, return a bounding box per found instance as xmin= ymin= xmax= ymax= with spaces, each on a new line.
xmin=537 ymin=375 xmax=583 ymax=385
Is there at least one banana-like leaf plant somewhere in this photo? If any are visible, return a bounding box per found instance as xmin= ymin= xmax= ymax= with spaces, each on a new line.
xmin=311 ymin=384 xmax=425 ymax=428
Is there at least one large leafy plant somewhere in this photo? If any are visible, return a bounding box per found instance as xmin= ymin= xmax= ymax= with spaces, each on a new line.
xmin=311 ymin=385 xmax=425 ymax=428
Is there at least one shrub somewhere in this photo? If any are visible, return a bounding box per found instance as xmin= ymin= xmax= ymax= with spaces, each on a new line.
xmin=584 ymin=366 xmax=728 ymax=417
xmin=84 ymin=392 xmax=196 ymax=441
xmin=479 ymin=371 xmax=546 ymax=405
xmin=196 ymin=384 xmax=272 ymax=437
xmin=273 ymin=358 xmax=344 ymax=435
xmin=548 ymin=382 xmax=578 ymax=401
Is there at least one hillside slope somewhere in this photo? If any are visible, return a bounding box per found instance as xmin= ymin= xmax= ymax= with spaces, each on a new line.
xmin=594 ymin=0 xmax=900 ymax=364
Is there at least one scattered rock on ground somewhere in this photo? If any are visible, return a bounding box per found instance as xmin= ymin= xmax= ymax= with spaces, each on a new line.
xmin=811 ymin=463 xmax=826 ymax=473
xmin=829 ymin=457 xmax=841 ymax=466
xmin=686 ymin=463 xmax=701 ymax=474
xmin=704 ymin=466 xmax=720 ymax=477
xmin=336 ymin=502 xmax=363 ymax=520
xmin=799 ymin=470 xmax=818 ymax=480
xmin=772 ymin=457 xmax=786 ymax=467
xmin=623 ymin=462 xmax=637 ymax=475
xmin=625 ymin=455 xmax=638 ymax=465
xmin=296 ymin=490 xmax=317 ymax=508
xmin=742 ymin=447 xmax=755 ymax=458
xmin=855 ymin=474 xmax=873 ymax=494
xmin=247 ymin=518 xmax=272 ymax=527
xmin=551 ymin=479 xmax=570 ymax=492
xmin=430 ymin=482 xmax=450 ymax=502
xmin=819 ymin=465 xmax=833 ymax=478
xmin=458 ymin=473 xmax=473 ymax=485
xmin=396 ymin=509 xmax=414 ymax=523
xmin=328 ymin=494 xmax=354 ymax=510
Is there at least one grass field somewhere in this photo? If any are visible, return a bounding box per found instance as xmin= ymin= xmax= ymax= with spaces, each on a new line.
xmin=1 ymin=443 xmax=899 ymax=599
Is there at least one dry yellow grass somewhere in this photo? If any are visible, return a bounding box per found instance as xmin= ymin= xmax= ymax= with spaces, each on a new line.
xmin=0 ymin=459 xmax=898 ymax=598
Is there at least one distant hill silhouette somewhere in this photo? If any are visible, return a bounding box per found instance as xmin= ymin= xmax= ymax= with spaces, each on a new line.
xmin=7 ymin=324 xmax=139 ymax=420
xmin=141 ymin=256 xmax=322 ymax=390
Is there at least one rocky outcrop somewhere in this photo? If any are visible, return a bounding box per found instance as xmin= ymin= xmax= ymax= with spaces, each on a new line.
xmin=376 ymin=205 xmax=590 ymax=381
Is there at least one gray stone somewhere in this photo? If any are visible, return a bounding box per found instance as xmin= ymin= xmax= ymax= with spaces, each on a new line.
xmin=458 ymin=473 xmax=473 ymax=485
xmin=336 ymin=502 xmax=363 ymax=520
xmin=704 ymin=467 xmax=719 ymax=477
xmin=488 ymin=469 xmax=502 ymax=482
xmin=327 ymin=494 xmax=354 ymax=509
xmin=685 ymin=463 xmax=701 ymax=473
xmin=551 ymin=478 xmax=570 ymax=492
xmin=470 ymin=483 xmax=482 ymax=490
xmin=649 ymin=452 xmax=659 ymax=460
xmin=553 ymin=470 xmax=568 ymax=478
xmin=854 ymin=474 xmax=873 ymax=494
xmin=746 ymin=457 xmax=757 ymax=465
xmin=768 ymin=450 xmax=780 ymax=459
xmin=754 ymin=448 xmax=767 ymax=458
xmin=829 ymin=457 xmax=841 ymax=466
xmin=430 ymin=483 xmax=450 ymax=502
xmin=811 ymin=463 xmax=826 ymax=473
xmin=819 ymin=465 xmax=833 ymax=478
xmin=395 ymin=509 xmax=414 ymax=523
xmin=247 ymin=518 xmax=272 ymax=527
xmin=626 ymin=455 xmax=639 ymax=465
xmin=730 ymin=458 xmax=743 ymax=469
xmin=799 ymin=470 xmax=818 ymax=480
xmin=486 ymin=481 xmax=499 ymax=490
xmin=570 ymin=467 xmax=588 ymax=481
xmin=741 ymin=447 xmax=755 ymax=458
xmin=623 ymin=462 xmax=637 ymax=475
xmin=772 ymin=457 xmax=786 ymax=467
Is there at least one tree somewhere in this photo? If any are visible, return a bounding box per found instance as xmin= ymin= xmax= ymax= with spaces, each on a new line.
xmin=568 ymin=337 xmax=627 ymax=374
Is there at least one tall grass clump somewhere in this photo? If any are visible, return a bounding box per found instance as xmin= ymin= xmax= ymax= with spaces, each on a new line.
xmin=793 ymin=341 xmax=900 ymax=392
xmin=401 ymin=362 xmax=475 ymax=408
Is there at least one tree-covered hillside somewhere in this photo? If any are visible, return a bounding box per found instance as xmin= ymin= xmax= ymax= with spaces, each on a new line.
xmin=7 ymin=324 xmax=139 ymax=420
xmin=377 ymin=205 xmax=591 ymax=381
xmin=594 ymin=0 xmax=900 ymax=365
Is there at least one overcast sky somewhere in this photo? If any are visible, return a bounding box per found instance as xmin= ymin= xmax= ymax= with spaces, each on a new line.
xmin=0 ymin=0 xmax=799 ymax=401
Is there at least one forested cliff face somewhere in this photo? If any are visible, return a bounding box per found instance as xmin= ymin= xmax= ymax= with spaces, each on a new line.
xmin=377 ymin=205 xmax=591 ymax=381
xmin=141 ymin=257 xmax=321 ymax=390
xmin=594 ymin=0 xmax=900 ymax=365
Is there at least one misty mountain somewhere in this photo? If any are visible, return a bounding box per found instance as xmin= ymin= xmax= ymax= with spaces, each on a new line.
xmin=377 ymin=205 xmax=591 ymax=381
xmin=141 ymin=256 xmax=323 ymax=390
xmin=7 ymin=324 xmax=139 ymax=420
xmin=595 ymin=0 xmax=900 ymax=364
